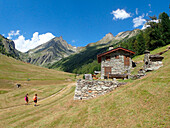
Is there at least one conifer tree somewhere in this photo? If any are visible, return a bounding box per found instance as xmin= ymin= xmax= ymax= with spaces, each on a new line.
xmin=159 ymin=12 xmax=170 ymax=44
xmin=136 ymin=32 xmax=145 ymax=55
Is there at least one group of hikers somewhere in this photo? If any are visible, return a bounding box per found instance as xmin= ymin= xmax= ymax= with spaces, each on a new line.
xmin=25 ymin=94 xmax=38 ymax=106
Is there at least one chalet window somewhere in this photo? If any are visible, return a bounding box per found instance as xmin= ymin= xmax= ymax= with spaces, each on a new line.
xmin=115 ymin=55 xmax=119 ymax=59
xmin=124 ymin=56 xmax=130 ymax=66
xmin=106 ymin=56 xmax=110 ymax=61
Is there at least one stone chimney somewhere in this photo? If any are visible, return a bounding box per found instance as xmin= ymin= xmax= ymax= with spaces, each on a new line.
xmin=144 ymin=50 xmax=150 ymax=71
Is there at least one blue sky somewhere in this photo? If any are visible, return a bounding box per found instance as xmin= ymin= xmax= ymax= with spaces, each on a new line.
xmin=0 ymin=0 xmax=169 ymax=52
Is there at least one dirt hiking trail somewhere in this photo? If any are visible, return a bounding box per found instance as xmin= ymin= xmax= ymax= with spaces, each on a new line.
xmin=0 ymin=82 xmax=76 ymax=111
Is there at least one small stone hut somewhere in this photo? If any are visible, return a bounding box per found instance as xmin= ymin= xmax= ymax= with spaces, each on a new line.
xmin=144 ymin=50 xmax=164 ymax=71
xmin=97 ymin=47 xmax=135 ymax=79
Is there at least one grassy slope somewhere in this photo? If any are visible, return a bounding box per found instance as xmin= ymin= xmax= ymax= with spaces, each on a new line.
xmin=0 ymin=54 xmax=75 ymax=108
xmin=0 ymin=54 xmax=74 ymax=87
xmin=0 ymin=45 xmax=169 ymax=128
xmin=49 ymin=44 xmax=108 ymax=71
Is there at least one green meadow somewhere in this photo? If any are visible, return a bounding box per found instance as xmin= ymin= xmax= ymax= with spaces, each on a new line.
xmin=0 ymin=45 xmax=169 ymax=128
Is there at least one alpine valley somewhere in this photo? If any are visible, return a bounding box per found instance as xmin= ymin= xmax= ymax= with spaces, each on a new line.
xmin=0 ymin=29 xmax=140 ymax=69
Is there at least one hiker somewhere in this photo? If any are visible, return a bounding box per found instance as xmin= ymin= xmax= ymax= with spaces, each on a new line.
xmin=33 ymin=94 xmax=38 ymax=106
xmin=25 ymin=94 xmax=29 ymax=105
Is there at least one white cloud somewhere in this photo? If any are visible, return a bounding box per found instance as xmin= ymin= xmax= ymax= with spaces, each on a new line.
xmin=133 ymin=14 xmax=146 ymax=28
xmin=72 ymin=40 xmax=76 ymax=43
xmin=14 ymin=32 xmax=55 ymax=52
xmin=7 ymin=30 xmax=20 ymax=39
xmin=142 ymin=19 xmax=159 ymax=30
xmin=136 ymin=8 xmax=138 ymax=15
xmin=141 ymin=24 xmax=150 ymax=30
xmin=148 ymin=4 xmax=151 ymax=8
xmin=111 ymin=9 xmax=131 ymax=20
xmin=148 ymin=4 xmax=152 ymax=13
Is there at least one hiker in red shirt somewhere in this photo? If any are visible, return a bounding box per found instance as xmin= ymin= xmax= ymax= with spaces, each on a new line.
xmin=25 ymin=94 xmax=29 ymax=105
xmin=33 ymin=94 xmax=38 ymax=106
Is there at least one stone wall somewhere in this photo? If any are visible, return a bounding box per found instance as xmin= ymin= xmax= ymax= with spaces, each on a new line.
xmin=74 ymin=79 xmax=125 ymax=100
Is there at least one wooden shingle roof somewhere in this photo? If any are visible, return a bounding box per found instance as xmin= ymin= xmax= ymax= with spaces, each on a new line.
xmin=97 ymin=47 xmax=135 ymax=63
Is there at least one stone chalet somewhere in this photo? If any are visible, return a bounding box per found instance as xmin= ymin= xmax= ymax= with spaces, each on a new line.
xmin=97 ymin=47 xmax=135 ymax=79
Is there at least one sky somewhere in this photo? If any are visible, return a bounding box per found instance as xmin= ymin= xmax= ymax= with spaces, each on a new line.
xmin=0 ymin=0 xmax=169 ymax=52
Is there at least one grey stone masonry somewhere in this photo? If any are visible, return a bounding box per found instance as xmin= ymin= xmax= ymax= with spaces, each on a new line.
xmin=74 ymin=79 xmax=126 ymax=100
xmin=100 ymin=50 xmax=133 ymax=79
xmin=144 ymin=50 xmax=164 ymax=71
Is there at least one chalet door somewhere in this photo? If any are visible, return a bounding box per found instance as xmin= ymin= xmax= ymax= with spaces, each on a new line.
xmin=124 ymin=56 xmax=130 ymax=66
xmin=104 ymin=67 xmax=112 ymax=76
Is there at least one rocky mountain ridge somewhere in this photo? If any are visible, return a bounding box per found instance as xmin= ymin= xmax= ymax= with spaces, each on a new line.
xmin=0 ymin=34 xmax=21 ymax=59
xmin=0 ymin=29 xmax=140 ymax=67
xmin=87 ymin=29 xmax=140 ymax=47
xmin=24 ymin=36 xmax=79 ymax=66
xmin=115 ymin=29 xmax=140 ymax=40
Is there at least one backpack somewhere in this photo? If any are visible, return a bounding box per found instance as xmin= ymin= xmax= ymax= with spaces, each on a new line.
xmin=33 ymin=96 xmax=37 ymax=101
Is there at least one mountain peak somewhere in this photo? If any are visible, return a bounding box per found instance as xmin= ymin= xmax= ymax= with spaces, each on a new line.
xmin=59 ymin=36 xmax=63 ymax=39
xmin=99 ymin=32 xmax=114 ymax=43
xmin=53 ymin=36 xmax=63 ymax=41
xmin=104 ymin=32 xmax=114 ymax=38
xmin=107 ymin=32 xmax=114 ymax=36
xmin=86 ymin=32 xmax=115 ymax=46
xmin=25 ymin=36 xmax=78 ymax=66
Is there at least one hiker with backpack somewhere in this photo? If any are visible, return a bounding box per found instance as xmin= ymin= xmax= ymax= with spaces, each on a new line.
xmin=25 ymin=94 xmax=29 ymax=105
xmin=33 ymin=94 xmax=38 ymax=106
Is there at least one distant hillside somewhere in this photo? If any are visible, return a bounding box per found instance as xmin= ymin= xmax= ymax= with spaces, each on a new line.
xmin=23 ymin=36 xmax=79 ymax=66
xmin=87 ymin=29 xmax=139 ymax=47
xmin=0 ymin=28 xmax=140 ymax=68
xmin=0 ymin=53 xmax=74 ymax=89
xmin=20 ymin=29 xmax=139 ymax=67
xmin=0 ymin=34 xmax=21 ymax=59
xmin=49 ymin=29 xmax=140 ymax=74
